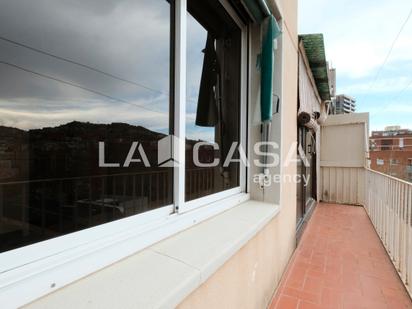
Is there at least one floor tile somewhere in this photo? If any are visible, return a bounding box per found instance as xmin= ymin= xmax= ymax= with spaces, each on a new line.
xmin=270 ymin=203 xmax=412 ymax=309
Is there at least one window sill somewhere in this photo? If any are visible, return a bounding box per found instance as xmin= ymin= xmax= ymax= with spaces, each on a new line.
xmin=24 ymin=200 xmax=280 ymax=309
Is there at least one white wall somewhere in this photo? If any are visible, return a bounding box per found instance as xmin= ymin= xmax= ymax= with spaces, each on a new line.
xmin=320 ymin=113 xmax=369 ymax=205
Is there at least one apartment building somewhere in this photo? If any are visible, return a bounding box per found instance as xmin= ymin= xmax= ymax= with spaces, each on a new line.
xmin=328 ymin=64 xmax=337 ymax=98
xmin=370 ymin=126 xmax=412 ymax=181
xmin=333 ymin=94 xmax=356 ymax=114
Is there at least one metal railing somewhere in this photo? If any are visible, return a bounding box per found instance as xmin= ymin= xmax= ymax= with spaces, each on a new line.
xmin=0 ymin=170 xmax=172 ymax=238
xmin=364 ymin=168 xmax=412 ymax=294
xmin=0 ymin=168 xmax=214 ymax=252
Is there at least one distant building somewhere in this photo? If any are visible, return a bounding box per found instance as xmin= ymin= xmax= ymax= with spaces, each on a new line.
xmin=327 ymin=63 xmax=336 ymax=98
xmin=370 ymin=126 xmax=412 ymax=182
xmin=327 ymin=63 xmax=337 ymax=114
xmin=334 ymin=94 xmax=356 ymax=114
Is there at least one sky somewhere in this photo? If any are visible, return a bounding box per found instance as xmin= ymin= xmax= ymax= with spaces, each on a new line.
xmin=0 ymin=0 xmax=173 ymax=133
xmin=299 ymin=0 xmax=412 ymax=131
xmin=0 ymin=0 xmax=215 ymax=141
xmin=4 ymin=0 xmax=407 ymax=139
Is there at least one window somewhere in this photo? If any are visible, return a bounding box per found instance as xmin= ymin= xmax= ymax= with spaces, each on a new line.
xmin=185 ymin=0 xmax=242 ymax=202
xmin=377 ymin=159 xmax=384 ymax=166
xmin=0 ymin=0 xmax=173 ymax=253
xmin=0 ymin=1 xmax=248 ymax=305
xmin=390 ymin=159 xmax=399 ymax=165
xmin=381 ymin=139 xmax=393 ymax=150
xmin=408 ymin=160 xmax=412 ymax=181
xmin=399 ymin=138 xmax=404 ymax=148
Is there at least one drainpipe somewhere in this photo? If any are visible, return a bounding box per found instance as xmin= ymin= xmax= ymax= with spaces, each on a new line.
xmin=317 ymin=100 xmax=331 ymax=125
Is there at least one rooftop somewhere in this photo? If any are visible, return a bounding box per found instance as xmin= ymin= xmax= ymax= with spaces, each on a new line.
xmin=299 ymin=34 xmax=331 ymax=101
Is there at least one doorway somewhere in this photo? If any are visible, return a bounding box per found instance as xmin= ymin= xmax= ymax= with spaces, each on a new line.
xmin=296 ymin=126 xmax=317 ymax=233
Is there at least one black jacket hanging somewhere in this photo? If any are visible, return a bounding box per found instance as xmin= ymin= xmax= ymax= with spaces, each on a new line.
xmin=195 ymin=34 xmax=220 ymax=127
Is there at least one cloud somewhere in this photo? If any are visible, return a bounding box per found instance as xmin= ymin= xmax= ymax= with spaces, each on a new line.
xmin=0 ymin=94 xmax=170 ymax=132
xmin=0 ymin=5 xmax=170 ymax=91
xmin=0 ymin=0 xmax=215 ymax=139
xmin=299 ymin=0 xmax=412 ymax=79
xmin=185 ymin=114 xmax=215 ymax=142
xmin=366 ymin=103 xmax=412 ymax=115
xmin=0 ymin=0 xmax=171 ymax=96
xmin=0 ymin=0 xmax=179 ymax=137
xmin=299 ymin=0 xmax=412 ymax=131
xmin=340 ymin=76 xmax=412 ymax=94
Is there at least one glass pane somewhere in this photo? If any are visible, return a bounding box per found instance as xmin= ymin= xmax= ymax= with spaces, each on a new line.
xmin=185 ymin=0 xmax=241 ymax=201
xmin=0 ymin=0 xmax=173 ymax=253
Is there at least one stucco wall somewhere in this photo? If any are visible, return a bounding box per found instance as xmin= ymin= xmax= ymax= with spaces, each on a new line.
xmin=179 ymin=0 xmax=299 ymax=307
xmin=177 ymin=204 xmax=296 ymax=309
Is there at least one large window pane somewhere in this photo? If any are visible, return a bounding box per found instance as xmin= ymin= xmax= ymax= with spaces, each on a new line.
xmin=185 ymin=0 xmax=241 ymax=201
xmin=0 ymin=0 xmax=173 ymax=253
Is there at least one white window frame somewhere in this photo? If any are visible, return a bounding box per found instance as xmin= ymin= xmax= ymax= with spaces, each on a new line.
xmin=0 ymin=0 xmax=249 ymax=307
xmin=180 ymin=2 xmax=248 ymax=213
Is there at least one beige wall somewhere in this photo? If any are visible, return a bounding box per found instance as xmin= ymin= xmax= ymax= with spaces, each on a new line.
xmin=178 ymin=205 xmax=296 ymax=309
xmin=321 ymin=113 xmax=369 ymax=168
xmin=180 ymin=0 xmax=299 ymax=307
xmin=321 ymin=123 xmax=366 ymax=168
xmin=320 ymin=113 xmax=369 ymax=205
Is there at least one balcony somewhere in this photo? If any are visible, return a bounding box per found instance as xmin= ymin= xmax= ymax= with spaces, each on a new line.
xmin=270 ymin=169 xmax=412 ymax=308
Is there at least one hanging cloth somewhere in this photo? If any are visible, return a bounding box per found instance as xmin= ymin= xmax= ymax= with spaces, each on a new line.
xmin=195 ymin=34 xmax=220 ymax=127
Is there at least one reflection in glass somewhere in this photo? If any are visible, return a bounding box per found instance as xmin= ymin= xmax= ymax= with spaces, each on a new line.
xmin=0 ymin=0 xmax=172 ymax=253
xmin=185 ymin=0 xmax=241 ymax=201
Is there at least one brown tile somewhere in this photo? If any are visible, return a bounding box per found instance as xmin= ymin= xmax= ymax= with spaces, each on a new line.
xmin=320 ymin=288 xmax=343 ymax=309
xmin=385 ymin=298 xmax=412 ymax=309
xmin=298 ymin=301 xmax=325 ymax=309
xmin=271 ymin=295 xmax=299 ymax=309
xmin=283 ymin=287 xmax=321 ymax=305
xmin=303 ymin=276 xmax=324 ymax=295
xmin=269 ymin=203 xmax=412 ymax=309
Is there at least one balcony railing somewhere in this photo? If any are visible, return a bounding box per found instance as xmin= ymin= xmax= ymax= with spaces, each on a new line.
xmin=0 ymin=168 xmax=214 ymax=252
xmin=364 ymin=168 xmax=412 ymax=294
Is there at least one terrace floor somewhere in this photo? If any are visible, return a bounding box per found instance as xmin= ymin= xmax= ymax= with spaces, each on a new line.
xmin=269 ymin=203 xmax=412 ymax=309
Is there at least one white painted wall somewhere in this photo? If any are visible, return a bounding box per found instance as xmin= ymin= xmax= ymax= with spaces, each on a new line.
xmin=320 ymin=113 xmax=369 ymax=205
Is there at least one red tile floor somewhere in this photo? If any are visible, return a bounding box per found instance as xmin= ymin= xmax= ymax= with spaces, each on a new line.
xmin=270 ymin=203 xmax=412 ymax=309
